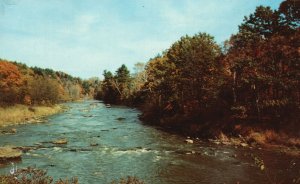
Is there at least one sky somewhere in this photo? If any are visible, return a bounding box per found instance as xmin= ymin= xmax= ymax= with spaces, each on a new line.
xmin=0 ymin=0 xmax=283 ymax=79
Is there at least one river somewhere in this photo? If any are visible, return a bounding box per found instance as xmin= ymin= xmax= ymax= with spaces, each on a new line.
xmin=0 ymin=101 xmax=299 ymax=183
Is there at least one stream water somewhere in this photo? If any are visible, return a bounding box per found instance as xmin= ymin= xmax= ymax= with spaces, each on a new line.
xmin=0 ymin=100 xmax=299 ymax=183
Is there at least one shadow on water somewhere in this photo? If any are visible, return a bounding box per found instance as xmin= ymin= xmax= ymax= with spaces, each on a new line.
xmin=0 ymin=100 xmax=299 ymax=184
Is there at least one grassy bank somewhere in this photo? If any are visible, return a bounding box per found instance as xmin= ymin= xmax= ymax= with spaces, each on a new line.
xmin=0 ymin=104 xmax=64 ymax=127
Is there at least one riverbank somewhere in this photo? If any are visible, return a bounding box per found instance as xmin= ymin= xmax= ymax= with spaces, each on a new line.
xmin=140 ymin=115 xmax=300 ymax=157
xmin=210 ymin=130 xmax=300 ymax=157
xmin=0 ymin=104 xmax=65 ymax=127
xmin=181 ymin=126 xmax=300 ymax=157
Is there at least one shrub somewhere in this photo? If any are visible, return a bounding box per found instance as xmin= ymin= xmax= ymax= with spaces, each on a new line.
xmin=111 ymin=176 xmax=145 ymax=184
xmin=0 ymin=167 xmax=78 ymax=184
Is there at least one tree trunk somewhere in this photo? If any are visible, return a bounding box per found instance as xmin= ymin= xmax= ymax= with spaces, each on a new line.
xmin=232 ymin=71 xmax=237 ymax=103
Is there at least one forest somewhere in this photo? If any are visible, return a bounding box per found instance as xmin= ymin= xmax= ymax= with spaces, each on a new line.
xmin=0 ymin=1 xmax=299 ymax=183
xmin=1 ymin=0 xmax=299 ymax=140
xmin=0 ymin=60 xmax=101 ymax=106
xmin=97 ymin=1 xmax=300 ymax=139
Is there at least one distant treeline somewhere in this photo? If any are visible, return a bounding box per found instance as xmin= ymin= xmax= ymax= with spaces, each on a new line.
xmin=97 ymin=1 xmax=299 ymax=136
xmin=0 ymin=60 xmax=101 ymax=106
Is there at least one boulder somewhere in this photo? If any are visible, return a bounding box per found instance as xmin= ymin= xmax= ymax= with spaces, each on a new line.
xmin=240 ymin=143 xmax=248 ymax=147
xmin=185 ymin=139 xmax=194 ymax=144
xmin=52 ymin=139 xmax=68 ymax=144
xmin=0 ymin=147 xmax=22 ymax=163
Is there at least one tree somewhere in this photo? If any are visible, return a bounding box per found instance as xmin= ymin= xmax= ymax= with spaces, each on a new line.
xmin=141 ymin=33 xmax=222 ymax=121
xmin=131 ymin=62 xmax=147 ymax=92
xmin=143 ymin=55 xmax=174 ymax=110
xmin=28 ymin=76 xmax=61 ymax=105
xmin=82 ymin=77 xmax=101 ymax=98
xmin=165 ymin=33 xmax=222 ymax=116
xmin=100 ymin=70 xmax=119 ymax=103
xmin=0 ymin=60 xmax=23 ymax=105
xmin=115 ymin=64 xmax=131 ymax=101
xmin=278 ymin=0 xmax=300 ymax=33
xmin=223 ymin=3 xmax=300 ymax=124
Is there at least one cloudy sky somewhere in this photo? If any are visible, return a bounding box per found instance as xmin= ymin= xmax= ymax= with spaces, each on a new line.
xmin=0 ymin=0 xmax=282 ymax=79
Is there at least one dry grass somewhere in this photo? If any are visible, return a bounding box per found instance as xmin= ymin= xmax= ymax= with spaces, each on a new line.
xmin=0 ymin=104 xmax=63 ymax=127
xmin=248 ymin=131 xmax=267 ymax=144
xmin=246 ymin=129 xmax=300 ymax=148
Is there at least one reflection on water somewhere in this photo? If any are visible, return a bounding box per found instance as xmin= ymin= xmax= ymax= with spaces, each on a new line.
xmin=0 ymin=100 xmax=299 ymax=184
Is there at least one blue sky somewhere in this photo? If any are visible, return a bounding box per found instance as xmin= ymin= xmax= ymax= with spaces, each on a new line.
xmin=0 ymin=0 xmax=282 ymax=79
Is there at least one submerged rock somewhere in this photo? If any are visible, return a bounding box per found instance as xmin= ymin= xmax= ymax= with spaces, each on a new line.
xmin=90 ymin=143 xmax=99 ymax=146
xmin=0 ymin=147 xmax=22 ymax=163
xmin=13 ymin=146 xmax=36 ymax=153
xmin=68 ymin=148 xmax=92 ymax=152
xmin=116 ymin=117 xmax=126 ymax=121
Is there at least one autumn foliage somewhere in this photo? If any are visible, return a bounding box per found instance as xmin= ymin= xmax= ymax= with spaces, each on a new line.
xmin=98 ymin=0 xmax=299 ymax=137
xmin=0 ymin=59 xmax=88 ymax=106
xmin=0 ymin=61 xmax=23 ymax=104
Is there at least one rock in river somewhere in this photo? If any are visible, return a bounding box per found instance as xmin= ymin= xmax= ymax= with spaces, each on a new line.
xmin=185 ymin=139 xmax=194 ymax=144
xmin=116 ymin=117 xmax=126 ymax=121
xmin=52 ymin=139 xmax=68 ymax=144
xmin=0 ymin=128 xmax=17 ymax=135
xmin=0 ymin=147 xmax=22 ymax=163
xmin=90 ymin=143 xmax=99 ymax=146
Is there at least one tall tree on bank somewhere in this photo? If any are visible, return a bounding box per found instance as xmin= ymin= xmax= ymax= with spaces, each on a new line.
xmin=101 ymin=70 xmax=118 ymax=103
xmin=142 ymin=33 xmax=222 ymax=122
xmin=115 ymin=64 xmax=131 ymax=101
xmin=223 ymin=2 xmax=299 ymax=128
xmin=0 ymin=61 xmax=23 ymax=105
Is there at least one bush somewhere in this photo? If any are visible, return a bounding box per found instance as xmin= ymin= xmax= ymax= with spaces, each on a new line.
xmin=111 ymin=176 xmax=144 ymax=184
xmin=0 ymin=167 xmax=78 ymax=184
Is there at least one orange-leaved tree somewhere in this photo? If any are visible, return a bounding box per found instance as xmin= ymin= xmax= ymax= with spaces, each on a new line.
xmin=0 ymin=60 xmax=23 ymax=105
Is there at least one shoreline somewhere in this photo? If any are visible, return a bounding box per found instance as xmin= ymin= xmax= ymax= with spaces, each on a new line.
xmin=141 ymin=118 xmax=300 ymax=157
xmin=0 ymin=104 xmax=66 ymax=127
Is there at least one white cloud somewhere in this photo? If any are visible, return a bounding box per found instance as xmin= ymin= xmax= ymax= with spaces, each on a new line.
xmin=0 ymin=0 xmax=283 ymax=78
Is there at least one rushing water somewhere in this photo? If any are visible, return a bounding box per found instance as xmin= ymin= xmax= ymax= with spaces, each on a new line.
xmin=0 ymin=101 xmax=299 ymax=184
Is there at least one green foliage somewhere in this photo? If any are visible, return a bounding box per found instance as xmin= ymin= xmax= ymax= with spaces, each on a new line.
xmin=99 ymin=70 xmax=119 ymax=103
xmin=115 ymin=64 xmax=130 ymax=83
xmin=98 ymin=65 xmax=132 ymax=104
